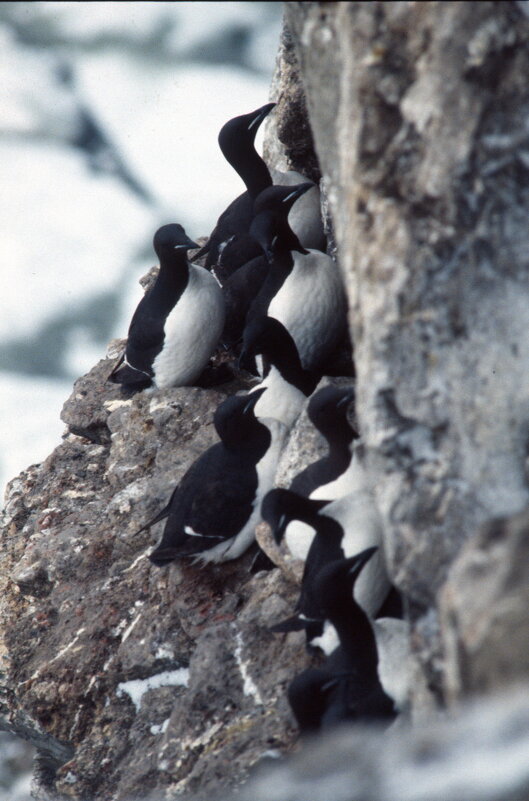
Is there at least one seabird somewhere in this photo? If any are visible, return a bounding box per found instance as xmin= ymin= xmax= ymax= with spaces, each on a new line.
xmin=137 ymin=389 xmax=286 ymax=565
xmin=261 ymin=488 xmax=390 ymax=647
xmin=194 ymin=103 xmax=275 ymax=279
xmin=109 ymin=224 xmax=224 ymax=390
xmin=287 ymin=549 xmax=397 ymax=734
xmin=195 ymin=103 xmax=326 ymax=281
xmin=248 ymin=184 xmax=347 ymax=371
xmin=239 ymin=316 xmax=322 ymax=429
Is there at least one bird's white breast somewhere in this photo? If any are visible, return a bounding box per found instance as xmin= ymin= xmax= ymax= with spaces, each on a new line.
xmin=152 ymin=265 xmax=225 ymax=388
xmin=267 ymin=250 xmax=346 ymax=369
xmin=374 ymin=618 xmax=411 ymax=709
xmin=251 ymin=367 xmax=306 ymax=429
xmin=310 ymin=444 xmax=367 ymax=503
xmin=322 ymin=491 xmax=389 ymax=617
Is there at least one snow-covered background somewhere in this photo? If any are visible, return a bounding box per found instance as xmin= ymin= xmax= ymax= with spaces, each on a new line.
xmin=0 ymin=1 xmax=282 ymax=499
xmin=0 ymin=3 xmax=282 ymax=793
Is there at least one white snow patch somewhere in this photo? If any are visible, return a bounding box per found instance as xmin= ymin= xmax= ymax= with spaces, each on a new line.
xmin=155 ymin=644 xmax=175 ymax=660
xmin=150 ymin=718 xmax=170 ymax=736
xmin=117 ymin=668 xmax=190 ymax=712
xmin=0 ymin=139 xmax=155 ymax=342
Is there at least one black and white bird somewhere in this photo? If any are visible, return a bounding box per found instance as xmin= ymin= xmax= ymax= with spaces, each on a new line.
xmin=261 ymin=488 xmax=390 ymax=648
xmin=248 ymin=184 xmax=347 ymax=371
xmin=239 ymin=316 xmax=322 ymax=429
xmin=291 ymin=384 xmax=359 ymax=498
xmin=194 ymin=103 xmax=326 ymax=281
xmin=194 ymin=102 xmax=275 ymax=278
xmin=137 ymin=388 xmax=287 ymax=565
xmin=287 ymin=549 xmax=397 ymax=734
xmin=109 ymin=224 xmax=224 ymax=391
xmin=283 ymin=384 xmax=360 ymax=561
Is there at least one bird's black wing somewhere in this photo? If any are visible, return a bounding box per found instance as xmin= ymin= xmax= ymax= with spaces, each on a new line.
xmin=149 ymin=447 xmax=258 ymax=561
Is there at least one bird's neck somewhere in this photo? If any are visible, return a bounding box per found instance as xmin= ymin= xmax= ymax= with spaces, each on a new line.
xmin=334 ymin=605 xmax=379 ymax=675
xmin=227 ymin=146 xmax=272 ymax=200
xmin=326 ymin=430 xmax=355 ymax=462
xmin=263 ymin=247 xmax=295 ymax=300
xmin=266 ymin=343 xmax=317 ymax=396
xmin=156 ymin=254 xmax=190 ymax=299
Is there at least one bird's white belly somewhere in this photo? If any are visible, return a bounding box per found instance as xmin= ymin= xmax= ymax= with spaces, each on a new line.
xmin=310 ymin=453 xmax=367 ymax=502
xmin=267 ymin=250 xmax=345 ymax=369
xmin=324 ymin=491 xmax=390 ymax=617
xmin=152 ymin=266 xmax=224 ymax=388
xmin=251 ymin=367 xmax=306 ymax=429
xmin=284 ymin=519 xmax=316 ymax=561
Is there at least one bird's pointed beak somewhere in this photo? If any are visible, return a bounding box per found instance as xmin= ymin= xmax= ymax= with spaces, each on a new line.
xmin=247 ymin=101 xmax=276 ymax=132
xmin=175 ymin=235 xmax=199 ymax=251
xmin=348 ymin=546 xmax=378 ymax=582
xmin=281 ymin=183 xmax=314 ymax=205
xmin=242 ymin=386 xmax=266 ymax=414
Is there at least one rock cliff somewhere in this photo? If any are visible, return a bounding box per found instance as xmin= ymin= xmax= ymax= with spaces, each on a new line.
xmin=2 ymin=2 xmax=529 ymax=799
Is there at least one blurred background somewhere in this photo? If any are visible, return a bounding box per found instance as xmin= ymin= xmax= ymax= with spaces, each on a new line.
xmin=0 ymin=0 xmax=282 ymax=497
xmin=0 ymin=2 xmax=282 ymax=796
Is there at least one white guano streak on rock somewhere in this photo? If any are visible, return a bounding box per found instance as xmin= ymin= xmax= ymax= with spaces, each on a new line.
xmin=121 ymin=612 xmax=142 ymax=643
xmin=234 ymin=630 xmax=263 ymax=706
xmin=117 ymin=668 xmax=190 ymax=712
xmin=123 ymin=547 xmax=151 ymax=573
xmin=27 ymin=626 xmax=86 ymax=682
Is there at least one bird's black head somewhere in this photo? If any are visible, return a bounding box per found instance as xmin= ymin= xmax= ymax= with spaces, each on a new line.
xmin=261 ymin=489 xmax=328 ymax=544
xmin=218 ymin=102 xmax=276 ymax=161
xmin=153 ymin=224 xmax=199 ymax=261
xmin=250 ymin=183 xmax=314 ymax=262
xmin=308 ymin=385 xmax=358 ymax=442
xmin=213 ymin=387 xmax=268 ymax=448
xmin=239 ymin=316 xmax=290 ymax=373
xmin=253 ymin=183 xmax=315 ymax=217
xmin=314 ymin=548 xmax=378 ymax=619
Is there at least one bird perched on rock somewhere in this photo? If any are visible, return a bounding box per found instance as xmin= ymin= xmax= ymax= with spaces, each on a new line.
xmin=109 ymin=224 xmax=224 ymax=391
xmin=261 ymin=488 xmax=390 ymax=648
xmin=248 ymin=184 xmax=347 ymax=371
xmin=290 ymin=384 xmax=359 ymax=499
xmin=136 ymin=388 xmax=287 ymax=565
xmin=287 ymin=549 xmax=397 ymax=734
xmin=282 ymin=384 xmax=360 ymax=561
xmin=194 ymin=103 xmax=326 ymax=281
xmin=193 ymin=102 xmax=275 ymax=278
xmin=239 ymin=316 xmax=322 ymax=429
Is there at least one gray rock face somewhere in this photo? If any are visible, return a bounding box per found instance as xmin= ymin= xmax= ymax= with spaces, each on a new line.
xmin=284 ymin=0 xmax=529 ymax=706
xmin=0 ymin=354 xmax=316 ymax=800
xmin=2 ymin=3 xmax=529 ymax=799
xmin=440 ymin=508 xmax=529 ymax=704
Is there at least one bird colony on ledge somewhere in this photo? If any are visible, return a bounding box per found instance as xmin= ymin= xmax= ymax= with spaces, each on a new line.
xmin=108 ymin=102 xmax=411 ymax=735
